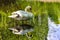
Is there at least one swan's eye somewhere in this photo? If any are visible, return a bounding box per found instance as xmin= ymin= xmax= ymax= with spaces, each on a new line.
xmin=30 ymin=8 xmax=32 ymax=10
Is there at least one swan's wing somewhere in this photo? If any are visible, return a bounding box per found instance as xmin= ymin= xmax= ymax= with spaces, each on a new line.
xmin=11 ymin=10 xmax=33 ymax=17
xmin=16 ymin=10 xmax=33 ymax=18
xmin=8 ymin=10 xmax=33 ymax=20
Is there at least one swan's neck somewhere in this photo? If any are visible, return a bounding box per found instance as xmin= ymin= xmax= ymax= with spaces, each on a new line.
xmin=25 ymin=8 xmax=28 ymax=12
xmin=25 ymin=8 xmax=31 ymax=12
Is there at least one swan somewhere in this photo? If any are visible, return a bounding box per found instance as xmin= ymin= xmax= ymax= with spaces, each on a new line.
xmin=8 ymin=6 xmax=34 ymax=20
xmin=47 ymin=17 xmax=60 ymax=40
xmin=8 ymin=24 xmax=34 ymax=38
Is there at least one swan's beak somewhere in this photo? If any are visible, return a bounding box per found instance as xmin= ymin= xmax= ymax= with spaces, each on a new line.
xmin=8 ymin=15 xmax=18 ymax=18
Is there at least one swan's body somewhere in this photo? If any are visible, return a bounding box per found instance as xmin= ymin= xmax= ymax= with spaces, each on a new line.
xmin=8 ymin=24 xmax=34 ymax=35
xmin=8 ymin=6 xmax=33 ymax=20
xmin=47 ymin=17 xmax=60 ymax=40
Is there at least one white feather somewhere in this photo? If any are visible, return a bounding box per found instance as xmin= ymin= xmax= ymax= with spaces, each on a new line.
xmin=47 ymin=17 xmax=60 ymax=40
xmin=8 ymin=6 xmax=33 ymax=20
xmin=12 ymin=29 xmax=33 ymax=35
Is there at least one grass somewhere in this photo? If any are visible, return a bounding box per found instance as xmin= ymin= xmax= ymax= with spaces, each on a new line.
xmin=0 ymin=1 xmax=60 ymax=40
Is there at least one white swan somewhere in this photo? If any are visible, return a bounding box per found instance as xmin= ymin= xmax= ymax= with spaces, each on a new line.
xmin=47 ymin=17 xmax=60 ymax=40
xmin=8 ymin=24 xmax=34 ymax=38
xmin=8 ymin=6 xmax=33 ymax=20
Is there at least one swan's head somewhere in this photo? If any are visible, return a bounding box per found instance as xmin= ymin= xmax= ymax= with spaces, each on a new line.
xmin=25 ymin=6 xmax=32 ymax=12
